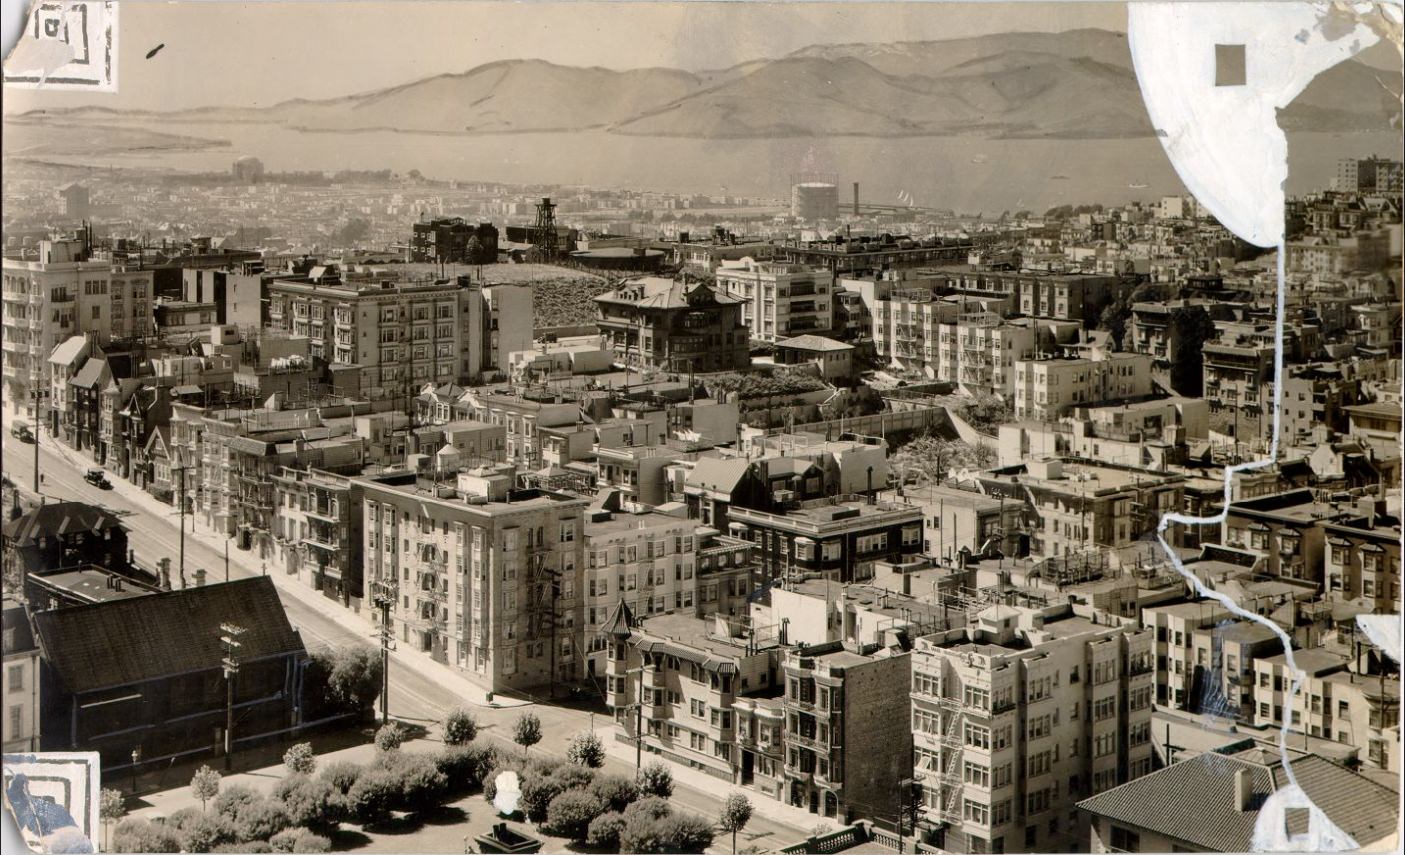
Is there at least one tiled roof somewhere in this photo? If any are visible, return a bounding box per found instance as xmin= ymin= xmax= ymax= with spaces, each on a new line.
xmin=776 ymin=334 xmax=854 ymax=352
xmin=32 ymin=576 xmax=304 ymax=694
xmin=595 ymin=278 xmax=742 ymax=310
xmin=2 ymin=501 xmax=124 ymax=547
xmin=1078 ymin=750 xmax=1397 ymax=851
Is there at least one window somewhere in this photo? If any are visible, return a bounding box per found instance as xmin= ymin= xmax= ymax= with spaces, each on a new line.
xmin=963 ymin=799 xmax=989 ymax=825
xmin=7 ymin=665 xmax=23 ymax=692
xmin=964 ymin=722 xmax=990 ymax=749
xmin=964 ymin=761 xmax=990 ymax=787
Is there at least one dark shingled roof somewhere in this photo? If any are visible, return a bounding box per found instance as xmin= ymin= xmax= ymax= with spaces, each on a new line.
xmin=2 ymin=501 xmax=125 ymax=547
xmin=32 ymin=576 xmax=304 ymax=694
xmin=1078 ymin=748 xmax=1398 ymax=851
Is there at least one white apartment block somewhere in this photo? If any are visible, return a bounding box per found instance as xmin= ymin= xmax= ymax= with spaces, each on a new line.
xmin=360 ymin=474 xmax=589 ymax=693
xmin=582 ymin=507 xmax=699 ymax=675
xmin=1012 ymin=352 xmax=1153 ymax=422
xmin=715 ymin=259 xmax=834 ymax=342
xmin=3 ymin=237 xmax=154 ymax=419
xmin=911 ymin=603 xmax=1154 ymax=854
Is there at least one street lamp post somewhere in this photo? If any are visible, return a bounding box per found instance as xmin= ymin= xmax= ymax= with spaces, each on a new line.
xmin=129 ymin=746 xmax=142 ymax=795
xmin=220 ymin=623 xmax=246 ymax=772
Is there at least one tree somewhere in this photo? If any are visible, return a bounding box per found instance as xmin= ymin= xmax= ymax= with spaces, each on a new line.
xmin=1098 ymin=297 xmax=1133 ymax=351
xmin=191 ymin=765 xmax=222 ymax=812
xmin=718 ymin=793 xmax=754 ymax=854
xmin=951 ymin=392 xmax=1011 ymax=432
xmin=565 ymin=731 xmax=605 ymax=768
xmin=638 ymin=761 xmax=673 ymax=799
xmin=520 ymin=774 xmax=565 ymax=824
xmin=232 ymin=798 xmax=291 ymax=842
xmin=1168 ymin=305 xmax=1218 ymax=397
xmin=212 ymin=785 xmax=261 ymax=820
xmin=283 ymin=743 xmax=317 ymax=775
xmin=344 ymin=769 xmax=399 ymax=825
xmin=374 ymin=722 xmax=404 ymax=752
xmin=443 ymin=707 xmax=479 ymax=746
xmin=272 ymin=775 xmax=339 ymax=830
xmin=657 ymin=812 xmax=716 ymax=853
xmin=100 ymin=788 xmax=126 ymax=850
xmin=512 ymin=712 xmax=542 ymax=756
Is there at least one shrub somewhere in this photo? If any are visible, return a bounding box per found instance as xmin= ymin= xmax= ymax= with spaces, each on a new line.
xmin=283 ymin=742 xmax=317 ymax=775
xmin=618 ymin=811 xmax=667 ymax=854
xmin=273 ymin=774 xmax=339 ymax=829
xmin=639 ymin=762 xmax=674 ymax=799
xmin=178 ymin=812 xmax=237 ymax=853
xmin=215 ymin=842 xmax=272 ymax=853
xmin=544 ymin=789 xmax=606 ymax=840
xmin=565 ymin=730 xmax=605 ymax=768
xmin=443 ymin=707 xmax=479 ymax=745
xmin=551 ymin=763 xmax=596 ymax=792
xmin=190 ymin=765 xmax=222 ymax=811
xmin=380 ymin=751 xmax=449 ymax=810
xmin=319 ymin=760 xmax=362 ymax=797
xmin=519 ymin=773 xmax=564 ymax=823
xmin=657 ymin=812 xmax=716 ymax=854
xmin=586 ymin=811 xmax=627 ymax=849
xmin=436 ymin=744 xmax=493 ymax=792
xmin=292 ymin=832 xmax=332 ymax=853
xmin=166 ymin=806 xmax=203 ymax=831
xmin=269 ymin=828 xmax=304 ymax=853
xmin=589 ymin=774 xmax=640 ymax=813
xmin=112 ymin=818 xmax=182 ymax=854
xmin=374 ymin=722 xmax=405 ymax=752
xmin=345 ymin=768 xmax=399 ymax=825
xmin=624 ymin=796 xmax=672 ymax=823
xmin=212 ymin=784 xmax=261 ymax=820
xmin=233 ymin=797 xmax=292 ymax=842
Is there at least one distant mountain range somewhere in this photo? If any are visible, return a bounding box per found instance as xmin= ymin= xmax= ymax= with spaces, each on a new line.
xmin=20 ymin=28 xmax=1401 ymax=140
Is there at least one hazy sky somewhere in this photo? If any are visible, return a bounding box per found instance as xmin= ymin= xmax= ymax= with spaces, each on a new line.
xmin=4 ymin=1 xmax=1127 ymax=113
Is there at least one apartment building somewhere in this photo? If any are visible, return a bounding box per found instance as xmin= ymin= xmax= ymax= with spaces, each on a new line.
xmin=889 ymin=483 xmax=1026 ymax=562
xmin=1251 ymin=649 xmax=1401 ymax=771
xmin=2 ymin=598 xmax=40 ymax=752
xmin=3 ymin=236 xmax=154 ymax=419
xmin=1324 ymin=512 xmax=1402 ymax=610
xmin=458 ymin=388 xmax=585 ymax=470
xmin=978 ymin=459 xmax=1185 ymax=561
xmin=911 ymin=603 xmax=1155 ymax=854
xmin=360 ymin=473 xmax=589 ymax=693
xmin=271 ymin=467 xmax=365 ymax=608
xmin=1221 ymin=490 xmax=1355 ymax=587
xmin=606 ymin=610 xmax=782 ymax=784
xmin=267 ymin=267 xmax=530 ymax=398
xmin=1202 ymin=333 xmax=1277 ymax=442
xmin=715 ymin=259 xmax=835 ymax=342
xmin=1140 ymin=602 xmax=1282 ymax=714
xmin=1011 ymin=352 xmax=1153 ymax=422
xmin=594 ymin=277 xmax=750 ymax=373
xmin=583 ymin=508 xmax=700 ymax=675
xmin=729 ymin=497 xmax=924 ymax=585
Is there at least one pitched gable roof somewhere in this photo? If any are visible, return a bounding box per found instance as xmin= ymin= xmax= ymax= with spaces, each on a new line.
xmin=1077 ymin=748 xmax=1397 ymax=851
xmin=31 ymin=576 xmax=304 ymax=694
xmin=2 ymin=501 xmax=125 ymax=547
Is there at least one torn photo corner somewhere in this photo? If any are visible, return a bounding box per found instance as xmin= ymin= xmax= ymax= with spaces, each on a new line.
xmin=3 ymin=1 xmax=118 ymax=92
xmin=0 ymin=3 xmax=1401 ymax=855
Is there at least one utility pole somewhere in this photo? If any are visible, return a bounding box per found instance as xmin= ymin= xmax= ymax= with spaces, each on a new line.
xmin=634 ymin=664 xmax=645 ymax=775
xmin=372 ymin=582 xmax=395 ymax=724
xmin=177 ymin=464 xmax=188 ymax=580
xmin=220 ymin=623 xmax=246 ymax=772
xmin=32 ymin=367 xmax=41 ymax=493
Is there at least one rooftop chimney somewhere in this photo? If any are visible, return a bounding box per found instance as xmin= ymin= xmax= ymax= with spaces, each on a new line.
xmin=1234 ymin=768 xmax=1252 ymax=811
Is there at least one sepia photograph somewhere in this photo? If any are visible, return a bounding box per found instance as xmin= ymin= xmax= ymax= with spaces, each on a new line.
xmin=1 ymin=2 xmax=1401 ymax=853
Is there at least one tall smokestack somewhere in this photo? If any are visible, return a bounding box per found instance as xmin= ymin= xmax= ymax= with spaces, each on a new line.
xmin=853 ymin=182 xmax=860 ymax=216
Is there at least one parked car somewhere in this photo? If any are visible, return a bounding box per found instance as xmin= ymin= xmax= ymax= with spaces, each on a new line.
xmin=10 ymin=422 xmax=34 ymax=442
xmin=84 ymin=469 xmax=113 ymax=490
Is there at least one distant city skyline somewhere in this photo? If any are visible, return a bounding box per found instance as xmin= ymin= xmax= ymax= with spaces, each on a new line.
xmin=3 ymin=1 xmax=1129 ymax=113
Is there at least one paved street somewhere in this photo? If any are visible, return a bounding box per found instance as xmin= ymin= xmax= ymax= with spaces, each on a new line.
xmin=1 ymin=406 xmax=816 ymax=848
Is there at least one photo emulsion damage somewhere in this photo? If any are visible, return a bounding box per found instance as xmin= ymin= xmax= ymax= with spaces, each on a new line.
xmin=1 ymin=2 xmax=1401 ymax=854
